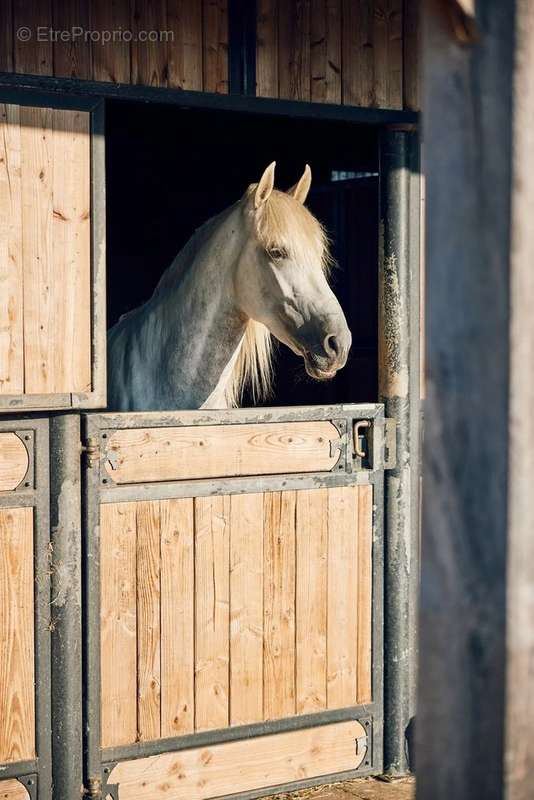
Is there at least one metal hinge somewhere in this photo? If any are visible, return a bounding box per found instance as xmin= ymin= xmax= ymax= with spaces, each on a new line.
xmin=83 ymin=777 xmax=102 ymax=798
xmin=81 ymin=436 xmax=100 ymax=468
xmin=384 ymin=418 xmax=397 ymax=469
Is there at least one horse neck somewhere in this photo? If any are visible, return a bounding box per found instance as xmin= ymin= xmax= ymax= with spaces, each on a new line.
xmin=147 ymin=204 xmax=249 ymax=408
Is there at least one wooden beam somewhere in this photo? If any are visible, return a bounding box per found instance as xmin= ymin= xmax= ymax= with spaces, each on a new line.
xmin=417 ymin=1 xmax=534 ymax=797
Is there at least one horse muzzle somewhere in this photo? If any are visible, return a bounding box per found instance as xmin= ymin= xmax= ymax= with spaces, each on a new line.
xmin=303 ymin=329 xmax=351 ymax=380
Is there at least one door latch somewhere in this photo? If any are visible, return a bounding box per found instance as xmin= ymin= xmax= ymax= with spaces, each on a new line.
xmin=353 ymin=420 xmax=370 ymax=458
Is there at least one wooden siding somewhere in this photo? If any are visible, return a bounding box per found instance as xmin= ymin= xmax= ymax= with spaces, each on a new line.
xmin=100 ymin=485 xmax=373 ymax=748
xmin=103 ymin=421 xmax=341 ymax=484
xmin=108 ymin=719 xmax=367 ymax=799
xmin=0 ymin=104 xmax=91 ymax=397
xmin=257 ymin=0 xmax=419 ymax=109
xmin=0 ymin=507 xmax=35 ymax=763
xmin=4 ymin=0 xmax=228 ymax=93
xmin=0 ymin=1 xmax=419 ymax=109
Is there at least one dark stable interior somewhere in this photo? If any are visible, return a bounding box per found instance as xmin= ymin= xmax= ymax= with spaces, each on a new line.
xmin=105 ymin=100 xmax=379 ymax=407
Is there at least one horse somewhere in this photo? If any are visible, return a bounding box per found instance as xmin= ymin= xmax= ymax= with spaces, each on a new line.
xmin=107 ymin=162 xmax=352 ymax=410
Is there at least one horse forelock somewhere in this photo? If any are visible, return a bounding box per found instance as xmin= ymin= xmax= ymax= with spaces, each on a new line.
xmin=255 ymin=189 xmax=332 ymax=275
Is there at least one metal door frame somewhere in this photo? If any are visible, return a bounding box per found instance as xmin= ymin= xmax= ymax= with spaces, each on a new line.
xmin=0 ymin=416 xmax=52 ymax=800
xmin=81 ymin=403 xmax=386 ymax=800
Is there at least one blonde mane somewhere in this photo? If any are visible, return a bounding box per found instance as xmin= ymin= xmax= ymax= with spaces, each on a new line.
xmin=224 ymin=189 xmax=332 ymax=407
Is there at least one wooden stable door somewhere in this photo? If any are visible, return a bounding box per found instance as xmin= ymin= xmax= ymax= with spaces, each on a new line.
xmin=0 ymin=97 xmax=105 ymax=412
xmin=83 ymin=405 xmax=385 ymax=800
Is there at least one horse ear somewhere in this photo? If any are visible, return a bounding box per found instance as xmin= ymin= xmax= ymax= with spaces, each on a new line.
xmin=288 ymin=164 xmax=312 ymax=204
xmin=254 ymin=161 xmax=276 ymax=209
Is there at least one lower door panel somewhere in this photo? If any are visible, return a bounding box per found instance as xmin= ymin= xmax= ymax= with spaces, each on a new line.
xmin=84 ymin=405 xmax=384 ymax=800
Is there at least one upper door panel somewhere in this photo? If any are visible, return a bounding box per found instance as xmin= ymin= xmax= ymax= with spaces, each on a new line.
xmin=0 ymin=97 xmax=105 ymax=412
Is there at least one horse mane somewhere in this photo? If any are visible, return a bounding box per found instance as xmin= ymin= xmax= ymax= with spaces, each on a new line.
xmin=224 ymin=188 xmax=332 ymax=407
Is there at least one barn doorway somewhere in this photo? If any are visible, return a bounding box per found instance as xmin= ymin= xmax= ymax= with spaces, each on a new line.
xmin=105 ymin=100 xmax=379 ymax=407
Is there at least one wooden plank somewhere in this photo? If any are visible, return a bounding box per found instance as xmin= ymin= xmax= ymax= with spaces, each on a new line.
xmin=52 ymin=0 xmax=92 ymax=79
xmin=100 ymin=502 xmax=137 ymax=748
xmin=90 ymin=0 xmax=131 ymax=83
xmin=387 ymin=0 xmax=403 ymax=108
xmin=51 ymin=108 xmax=91 ymax=393
xmin=403 ymin=0 xmax=420 ymax=110
xmin=202 ymin=0 xmax=229 ymax=93
xmin=109 ymin=719 xmax=367 ymax=800
xmin=342 ymin=0 xmax=375 ymax=106
xmin=327 ymin=486 xmax=358 ymax=709
xmin=167 ymin=0 xmax=203 ymax=90
xmin=13 ymin=0 xmax=53 ymax=76
xmin=229 ymin=493 xmax=264 ymax=726
xmin=131 ymin=0 xmax=169 ymax=87
xmin=373 ymin=1 xmax=388 ymax=108
xmin=20 ymin=105 xmax=54 ymax=394
xmin=0 ymin=507 xmax=35 ymax=762
xmin=160 ymin=498 xmax=195 ymax=737
xmin=370 ymin=0 xmax=403 ymax=109
xmin=194 ymin=495 xmax=230 ymax=731
xmin=295 ymin=488 xmax=328 ymax=713
xmin=278 ymin=0 xmax=311 ymax=100
xmin=104 ymin=421 xmax=340 ymax=484
xmin=0 ymin=433 xmax=29 ymax=491
xmin=0 ymin=779 xmax=30 ymax=800
xmin=356 ymin=484 xmax=373 ymax=703
xmin=0 ymin=103 xmax=23 ymax=395
xmin=136 ymin=501 xmax=161 ymax=742
xmin=310 ymin=0 xmax=341 ymax=104
xmin=0 ymin=1 xmax=13 ymax=73
xmin=256 ymin=0 xmax=278 ymax=97
xmin=263 ymin=490 xmax=296 ymax=720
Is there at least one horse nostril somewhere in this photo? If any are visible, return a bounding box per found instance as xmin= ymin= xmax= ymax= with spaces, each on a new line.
xmin=324 ymin=334 xmax=340 ymax=358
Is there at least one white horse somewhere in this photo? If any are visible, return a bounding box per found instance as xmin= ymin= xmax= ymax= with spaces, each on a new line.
xmin=107 ymin=163 xmax=351 ymax=410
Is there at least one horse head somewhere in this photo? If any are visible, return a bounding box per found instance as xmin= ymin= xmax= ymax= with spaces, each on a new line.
xmin=234 ymin=162 xmax=352 ymax=384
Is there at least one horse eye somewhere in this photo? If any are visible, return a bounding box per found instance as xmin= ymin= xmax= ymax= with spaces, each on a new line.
xmin=268 ymin=247 xmax=287 ymax=261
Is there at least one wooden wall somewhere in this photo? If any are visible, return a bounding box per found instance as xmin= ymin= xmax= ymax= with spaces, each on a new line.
xmin=0 ymin=1 xmax=419 ymax=109
xmin=257 ymin=0 xmax=419 ymax=109
xmin=0 ymin=0 xmax=229 ymax=93
xmin=100 ymin=485 xmax=373 ymax=748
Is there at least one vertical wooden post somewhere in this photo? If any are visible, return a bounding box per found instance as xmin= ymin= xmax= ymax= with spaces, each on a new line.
xmin=418 ymin=1 xmax=534 ymax=797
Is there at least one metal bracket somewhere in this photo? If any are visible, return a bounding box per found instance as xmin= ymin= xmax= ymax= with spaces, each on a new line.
xmin=329 ymin=419 xmax=349 ymax=472
xmin=356 ymin=716 xmax=373 ymax=770
xmin=100 ymin=763 xmax=119 ymax=800
xmin=16 ymin=774 xmax=38 ymax=800
xmin=384 ymin=418 xmax=397 ymax=469
xmin=356 ymin=733 xmax=368 ymax=757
